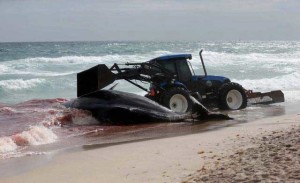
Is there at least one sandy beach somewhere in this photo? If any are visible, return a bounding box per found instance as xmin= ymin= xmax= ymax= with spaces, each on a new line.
xmin=0 ymin=113 xmax=299 ymax=183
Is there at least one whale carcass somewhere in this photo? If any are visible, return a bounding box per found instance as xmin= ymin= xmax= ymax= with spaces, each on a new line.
xmin=64 ymin=90 xmax=231 ymax=124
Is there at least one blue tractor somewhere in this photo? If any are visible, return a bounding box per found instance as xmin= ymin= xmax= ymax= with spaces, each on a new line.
xmin=77 ymin=50 xmax=284 ymax=113
xmin=144 ymin=50 xmax=247 ymax=112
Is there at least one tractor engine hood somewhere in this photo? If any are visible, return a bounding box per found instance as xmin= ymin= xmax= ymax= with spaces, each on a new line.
xmin=192 ymin=75 xmax=231 ymax=83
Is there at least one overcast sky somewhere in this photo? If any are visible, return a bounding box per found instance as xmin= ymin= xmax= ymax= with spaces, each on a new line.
xmin=0 ymin=0 xmax=299 ymax=42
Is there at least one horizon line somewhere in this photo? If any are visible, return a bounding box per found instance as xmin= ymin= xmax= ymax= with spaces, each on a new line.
xmin=1 ymin=39 xmax=299 ymax=44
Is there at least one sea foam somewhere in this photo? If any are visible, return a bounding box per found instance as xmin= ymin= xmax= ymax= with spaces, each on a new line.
xmin=6 ymin=54 xmax=147 ymax=65
xmin=0 ymin=126 xmax=57 ymax=156
xmin=0 ymin=78 xmax=46 ymax=90
xmin=233 ymin=72 xmax=300 ymax=92
xmin=12 ymin=126 xmax=57 ymax=146
xmin=0 ymin=137 xmax=17 ymax=153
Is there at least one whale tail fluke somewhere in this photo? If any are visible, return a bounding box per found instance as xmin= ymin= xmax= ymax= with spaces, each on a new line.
xmin=190 ymin=96 xmax=233 ymax=121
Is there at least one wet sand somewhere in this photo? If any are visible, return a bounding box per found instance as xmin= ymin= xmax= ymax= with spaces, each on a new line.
xmin=0 ymin=113 xmax=299 ymax=183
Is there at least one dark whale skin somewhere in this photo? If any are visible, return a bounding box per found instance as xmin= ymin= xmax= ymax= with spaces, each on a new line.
xmin=64 ymin=90 xmax=231 ymax=124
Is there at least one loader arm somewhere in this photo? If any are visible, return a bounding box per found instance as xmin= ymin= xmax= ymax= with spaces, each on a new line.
xmin=77 ymin=62 xmax=177 ymax=97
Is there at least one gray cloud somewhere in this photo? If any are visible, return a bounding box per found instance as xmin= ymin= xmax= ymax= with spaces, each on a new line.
xmin=0 ymin=0 xmax=299 ymax=42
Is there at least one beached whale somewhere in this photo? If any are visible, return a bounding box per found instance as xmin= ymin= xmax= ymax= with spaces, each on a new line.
xmin=64 ymin=90 xmax=231 ymax=124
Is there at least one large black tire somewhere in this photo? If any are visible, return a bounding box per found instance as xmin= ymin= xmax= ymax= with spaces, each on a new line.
xmin=219 ymin=82 xmax=247 ymax=110
xmin=161 ymin=87 xmax=192 ymax=113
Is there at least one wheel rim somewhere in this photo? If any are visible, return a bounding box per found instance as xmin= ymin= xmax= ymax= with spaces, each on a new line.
xmin=226 ymin=90 xmax=243 ymax=110
xmin=169 ymin=94 xmax=188 ymax=113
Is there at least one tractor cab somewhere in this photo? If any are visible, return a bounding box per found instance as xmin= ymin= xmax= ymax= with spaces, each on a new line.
xmin=149 ymin=54 xmax=193 ymax=83
xmin=148 ymin=52 xmax=232 ymax=107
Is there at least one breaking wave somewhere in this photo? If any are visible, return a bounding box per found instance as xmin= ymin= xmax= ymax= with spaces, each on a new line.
xmin=190 ymin=50 xmax=300 ymax=69
xmin=0 ymin=78 xmax=46 ymax=90
xmin=0 ymin=125 xmax=57 ymax=157
xmin=0 ymin=98 xmax=99 ymax=159
xmin=233 ymin=72 xmax=300 ymax=92
xmin=12 ymin=126 xmax=58 ymax=146
xmin=3 ymin=54 xmax=149 ymax=65
xmin=21 ymin=56 xmax=107 ymax=64
xmin=232 ymin=72 xmax=300 ymax=104
xmin=0 ymin=137 xmax=17 ymax=153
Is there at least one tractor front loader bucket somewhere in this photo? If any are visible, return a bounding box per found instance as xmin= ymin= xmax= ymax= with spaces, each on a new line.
xmin=247 ymin=90 xmax=285 ymax=105
xmin=77 ymin=64 xmax=116 ymax=97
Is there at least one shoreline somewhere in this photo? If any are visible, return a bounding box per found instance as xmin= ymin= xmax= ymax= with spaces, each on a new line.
xmin=0 ymin=113 xmax=299 ymax=183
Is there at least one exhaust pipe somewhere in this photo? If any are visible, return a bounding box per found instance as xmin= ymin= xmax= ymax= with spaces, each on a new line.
xmin=199 ymin=50 xmax=207 ymax=76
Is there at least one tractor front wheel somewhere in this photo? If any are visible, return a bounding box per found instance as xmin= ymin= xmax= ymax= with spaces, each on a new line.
xmin=219 ymin=82 xmax=247 ymax=110
xmin=161 ymin=87 xmax=192 ymax=113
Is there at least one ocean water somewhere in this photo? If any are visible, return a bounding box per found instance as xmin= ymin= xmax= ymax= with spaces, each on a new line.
xmin=0 ymin=41 xmax=299 ymax=159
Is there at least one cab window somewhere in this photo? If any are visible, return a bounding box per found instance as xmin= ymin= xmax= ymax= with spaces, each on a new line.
xmin=157 ymin=61 xmax=176 ymax=74
xmin=176 ymin=60 xmax=192 ymax=82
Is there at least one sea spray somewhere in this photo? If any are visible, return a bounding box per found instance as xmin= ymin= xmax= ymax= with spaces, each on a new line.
xmin=0 ymin=126 xmax=57 ymax=155
xmin=0 ymin=78 xmax=46 ymax=90
xmin=0 ymin=97 xmax=103 ymax=158
xmin=0 ymin=137 xmax=17 ymax=153
xmin=233 ymin=72 xmax=300 ymax=92
xmin=11 ymin=126 xmax=58 ymax=146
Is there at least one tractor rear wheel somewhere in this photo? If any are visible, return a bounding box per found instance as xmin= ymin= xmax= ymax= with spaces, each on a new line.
xmin=161 ymin=87 xmax=192 ymax=113
xmin=219 ymin=82 xmax=247 ymax=110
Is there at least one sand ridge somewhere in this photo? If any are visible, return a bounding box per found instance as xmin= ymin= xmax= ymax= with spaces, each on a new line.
xmin=184 ymin=117 xmax=300 ymax=182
